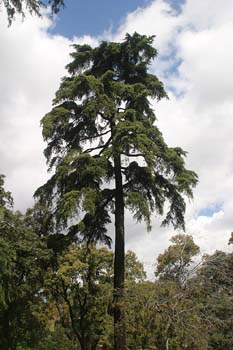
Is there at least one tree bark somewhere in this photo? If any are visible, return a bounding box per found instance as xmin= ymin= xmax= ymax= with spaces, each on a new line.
xmin=113 ymin=152 xmax=126 ymax=350
xmin=1 ymin=314 xmax=10 ymax=350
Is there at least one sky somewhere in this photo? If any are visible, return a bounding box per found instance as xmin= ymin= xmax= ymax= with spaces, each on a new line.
xmin=49 ymin=0 xmax=149 ymax=37
xmin=0 ymin=0 xmax=233 ymax=276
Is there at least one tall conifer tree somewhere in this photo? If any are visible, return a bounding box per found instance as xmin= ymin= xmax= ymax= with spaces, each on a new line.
xmin=36 ymin=33 xmax=198 ymax=350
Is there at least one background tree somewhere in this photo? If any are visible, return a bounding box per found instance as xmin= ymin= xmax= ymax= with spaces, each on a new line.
xmin=44 ymin=244 xmax=113 ymax=350
xmin=0 ymin=175 xmax=52 ymax=350
xmin=125 ymin=280 xmax=208 ymax=350
xmin=192 ymin=249 xmax=233 ymax=350
xmin=125 ymin=250 xmax=146 ymax=283
xmin=0 ymin=171 xmax=231 ymax=350
xmin=125 ymin=235 xmax=207 ymax=350
xmin=35 ymin=32 xmax=198 ymax=350
xmin=155 ymin=233 xmax=200 ymax=285
xmin=42 ymin=245 xmax=147 ymax=350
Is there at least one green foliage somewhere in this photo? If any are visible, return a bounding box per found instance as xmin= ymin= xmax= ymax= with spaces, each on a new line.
xmin=43 ymin=244 xmax=114 ymax=350
xmin=125 ymin=250 xmax=146 ymax=282
xmin=0 ymin=175 xmax=52 ymax=350
xmin=125 ymin=280 xmax=208 ymax=350
xmin=155 ymin=234 xmax=200 ymax=285
xmin=193 ymin=250 xmax=233 ymax=350
xmin=40 ymin=247 xmax=148 ymax=350
xmin=2 ymin=0 xmax=65 ymax=25
xmin=0 ymin=176 xmax=232 ymax=350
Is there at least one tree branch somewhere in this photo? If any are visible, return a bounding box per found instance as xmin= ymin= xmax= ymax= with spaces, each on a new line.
xmin=98 ymin=137 xmax=112 ymax=156
xmin=122 ymin=152 xmax=144 ymax=157
xmin=79 ymin=129 xmax=111 ymax=143
xmin=61 ymin=279 xmax=82 ymax=344
xmin=84 ymin=136 xmax=112 ymax=154
xmin=99 ymin=111 xmax=112 ymax=122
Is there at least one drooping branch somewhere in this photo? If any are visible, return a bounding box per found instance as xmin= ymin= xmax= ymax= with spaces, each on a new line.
xmin=84 ymin=136 xmax=112 ymax=154
xmin=83 ymin=145 xmax=106 ymax=153
xmin=98 ymin=136 xmax=112 ymax=156
xmin=79 ymin=129 xmax=111 ymax=143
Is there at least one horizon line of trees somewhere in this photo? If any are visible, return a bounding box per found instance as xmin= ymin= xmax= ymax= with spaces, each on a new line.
xmin=0 ymin=174 xmax=232 ymax=350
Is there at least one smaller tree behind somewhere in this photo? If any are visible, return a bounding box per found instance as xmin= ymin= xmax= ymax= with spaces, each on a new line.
xmin=0 ymin=175 xmax=52 ymax=350
xmin=155 ymin=234 xmax=200 ymax=285
xmin=44 ymin=244 xmax=113 ymax=350
xmin=125 ymin=250 xmax=146 ymax=283
xmin=194 ymin=250 xmax=233 ymax=350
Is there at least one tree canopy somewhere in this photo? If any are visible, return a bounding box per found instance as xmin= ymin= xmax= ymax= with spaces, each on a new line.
xmin=155 ymin=233 xmax=200 ymax=285
xmin=36 ymin=31 xmax=198 ymax=250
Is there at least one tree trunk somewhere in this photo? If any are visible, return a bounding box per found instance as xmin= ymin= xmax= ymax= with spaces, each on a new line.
xmin=113 ymin=152 xmax=126 ymax=350
xmin=1 ymin=310 xmax=11 ymax=350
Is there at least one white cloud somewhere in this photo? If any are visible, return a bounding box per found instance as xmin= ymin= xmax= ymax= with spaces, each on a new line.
xmin=0 ymin=0 xmax=232 ymax=276
xmin=177 ymin=24 xmax=233 ymax=109
xmin=0 ymin=12 xmax=73 ymax=210
xmin=181 ymin=0 xmax=233 ymax=30
xmin=115 ymin=0 xmax=180 ymax=53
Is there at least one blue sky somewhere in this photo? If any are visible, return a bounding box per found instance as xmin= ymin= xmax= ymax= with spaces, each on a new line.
xmin=198 ymin=203 xmax=223 ymax=218
xmin=50 ymin=0 xmax=149 ymax=37
xmin=50 ymin=0 xmax=185 ymax=38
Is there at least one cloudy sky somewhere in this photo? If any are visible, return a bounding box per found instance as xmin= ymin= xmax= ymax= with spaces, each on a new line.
xmin=0 ymin=0 xmax=232 ymax=275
